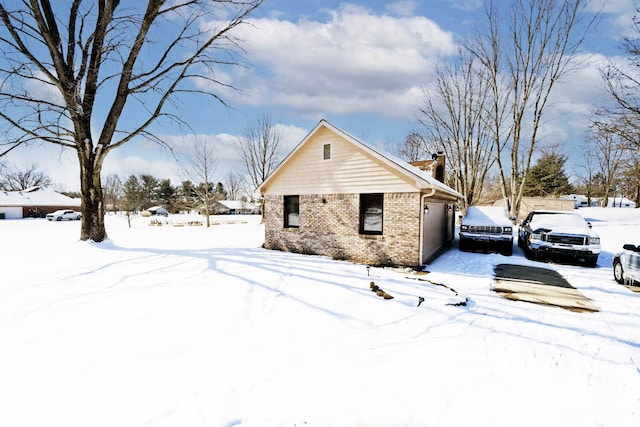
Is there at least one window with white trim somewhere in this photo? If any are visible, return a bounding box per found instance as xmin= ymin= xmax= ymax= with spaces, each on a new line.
xmin=284 ymin=195 xmax=299 ymax=228
xmin=359 ymin=193 xmax=383 ymax=235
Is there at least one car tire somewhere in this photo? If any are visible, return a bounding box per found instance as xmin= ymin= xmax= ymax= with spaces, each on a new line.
xmin=585 ymin=256 xmax=598 ymax=267
xmin=613 ymin=259 xmax=625 ymax=284
xmin=56 ymin=216 xmax=62 ymax=221
xmin=459 ymin=238 xmax=470 ymax=252
xmin=525 ymin=246 xmax=538 ymax=260
xmin=501 ymin=242 xmax=513 ymax=256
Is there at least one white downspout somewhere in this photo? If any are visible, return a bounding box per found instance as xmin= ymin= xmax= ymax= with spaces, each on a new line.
xmin=418 ymin=186 xmax=437 ymax=267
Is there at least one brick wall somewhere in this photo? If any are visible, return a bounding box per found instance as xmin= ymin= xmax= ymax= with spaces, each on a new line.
xmin=263 ymin=192 xmax=422 ymax=267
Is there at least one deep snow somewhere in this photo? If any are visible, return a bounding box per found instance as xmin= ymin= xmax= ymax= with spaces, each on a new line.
xmin=0 ymin=208 xmax=639 ymax=427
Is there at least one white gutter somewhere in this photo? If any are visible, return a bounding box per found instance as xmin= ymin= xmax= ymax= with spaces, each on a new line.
xmin=418 ymin=186 xmax=437 ymax=266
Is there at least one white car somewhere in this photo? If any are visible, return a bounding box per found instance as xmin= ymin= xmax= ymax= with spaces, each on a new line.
xmin=613 ymin=244 xmax=640 ymax=286
xmin=459 ymin=206 xmax=514 ymax=256
xmin=46 ymin=209 xmax=82 ymax=221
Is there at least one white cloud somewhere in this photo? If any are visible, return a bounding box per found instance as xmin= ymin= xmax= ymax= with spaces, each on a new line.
xmin=3 ymin=120 xmax=308 ymax=192
xmin=199 ymin=4 xmax=457 ymax=119
xmin=443 ymin=0 xmax=483 ymax=12
xmin=22 ymin=69 xmax=64 ymax=105
xmin=100 ymin=123 xmax=308 ymax=189
xmin=385 ymin=0 xmax=420 ymax=17
xmin=548 ymin=53 xmax=611 ymax=117
xmin=573 ymin=0 xmax=637 ymax=42
xmin=588 ymin=0 xmax=635 ymax=14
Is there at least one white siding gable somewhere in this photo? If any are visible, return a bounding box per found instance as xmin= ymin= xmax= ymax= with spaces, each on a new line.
xmin=264 ymin=126 xmax=418 ymax=195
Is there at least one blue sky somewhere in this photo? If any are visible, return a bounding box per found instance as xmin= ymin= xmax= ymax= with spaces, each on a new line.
xmin=5 ymin=0 xmax=637 ymax=191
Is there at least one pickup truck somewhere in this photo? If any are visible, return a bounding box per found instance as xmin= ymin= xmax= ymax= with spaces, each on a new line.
xmin=459 ymin=206 xmax=514 ymax=256
xmin=46 ymin=209 xmax=82 ymax=221
xmin=518 ymin=211 xmax=600 ymax=266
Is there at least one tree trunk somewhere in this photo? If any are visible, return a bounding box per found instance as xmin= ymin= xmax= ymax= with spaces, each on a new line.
xmin=79 ymin=151 xmax=107 ymax=241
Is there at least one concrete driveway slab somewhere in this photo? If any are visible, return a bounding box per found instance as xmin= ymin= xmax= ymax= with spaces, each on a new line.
xmin=493 ymin=264 xmax=599 ymax=312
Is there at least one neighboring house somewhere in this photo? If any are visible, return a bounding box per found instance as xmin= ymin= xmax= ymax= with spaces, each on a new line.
xmin=142 ymin=206 xmax=169 ymax=216
xmin=606 ymin=196 xmax=636 ymax=208
xmin=561 ymin=194 xmax=598 ymax=208
xmin=257 ymin=119 xmax=462 ymax=268
xmin=492 ymin=197 xmax=575 ymax=220
xmin=0 ymin=186 xmax=81 ymax=219
xmin=216 ymin=200 xmax=259 ymax=215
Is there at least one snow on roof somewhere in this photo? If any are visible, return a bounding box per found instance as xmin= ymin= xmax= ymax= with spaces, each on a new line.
xmin=606 ymin=196 xmax=636 ymax=207
xmin=217 ymin=200 xmax=256 ymax=210
xmin=0 ymin=187 xmax=80 ymax=207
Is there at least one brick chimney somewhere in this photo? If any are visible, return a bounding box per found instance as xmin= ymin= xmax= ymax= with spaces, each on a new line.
xmin=409 ymin=152 xmax=445 ymax=183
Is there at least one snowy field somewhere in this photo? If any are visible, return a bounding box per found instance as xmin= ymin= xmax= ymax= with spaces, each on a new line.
xmin=0 ymin=208 xmax=639 ymax=427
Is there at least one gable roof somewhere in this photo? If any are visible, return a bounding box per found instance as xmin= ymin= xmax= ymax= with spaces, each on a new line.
xmin=258 ymin=119 xmax=462 ymax=199
xmin=0 ymin=186 xmax=81 ymax=207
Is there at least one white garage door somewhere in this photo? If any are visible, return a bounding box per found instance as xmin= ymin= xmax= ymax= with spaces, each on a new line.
xmin=0 ymin=207 xmax=23 ymax=219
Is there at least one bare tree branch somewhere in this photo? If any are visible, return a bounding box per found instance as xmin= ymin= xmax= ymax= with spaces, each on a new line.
xmin=0 ymin=0 xmax=265 ymax=241
xmin=470 ymin=0 xmax=597 ymax=218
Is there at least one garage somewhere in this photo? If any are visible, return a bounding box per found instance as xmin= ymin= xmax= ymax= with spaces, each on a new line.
xmin=0 ymin=187 xmax=80 ymax=219
xmin=0 ymin=206 xmax=24 ymax=220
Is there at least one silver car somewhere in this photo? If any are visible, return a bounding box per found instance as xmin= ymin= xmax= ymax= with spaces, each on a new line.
xmin=613 ymin=244 xmax=640 ymax=286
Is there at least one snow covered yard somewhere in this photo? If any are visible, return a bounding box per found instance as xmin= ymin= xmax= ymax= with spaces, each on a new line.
xmin=0 ymin=209 xmax=639 ymax=427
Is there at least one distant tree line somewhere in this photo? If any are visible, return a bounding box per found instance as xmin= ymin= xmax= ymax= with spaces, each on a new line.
xmin=0 ymin=112 xmax=283 ymax=225
xmin=102 ymin=173 xmax=259 ymax=215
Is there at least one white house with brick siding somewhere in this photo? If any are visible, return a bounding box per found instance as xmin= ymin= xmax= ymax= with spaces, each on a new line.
xmin=0 ymin=186 xmax=80 ymax=219
xmin=257 ymin=119 xmax=462 ymax=268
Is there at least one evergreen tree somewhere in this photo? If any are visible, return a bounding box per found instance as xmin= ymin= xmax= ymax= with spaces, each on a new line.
xmin=139 ymin=175 xmax=160 ymax=209
xmin=157 ymin=179 xmax=176 ymax=212
xmin=523 ymin=151 xmax=574 ymax=197
xmin=177 ymin=181 xmax=198 ymax=212
xmin=123 ymin=175 xmax=142 ymax=213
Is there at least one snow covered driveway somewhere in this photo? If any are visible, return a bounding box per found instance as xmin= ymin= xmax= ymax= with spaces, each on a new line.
xmin=0 ymin=209 xmax=639 ymax=427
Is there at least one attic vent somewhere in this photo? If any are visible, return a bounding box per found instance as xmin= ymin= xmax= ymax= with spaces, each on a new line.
xmin=323 ymin=143 xmax=331 ymax=160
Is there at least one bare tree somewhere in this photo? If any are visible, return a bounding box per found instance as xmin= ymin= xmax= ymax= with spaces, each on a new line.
xmin=122 ymin=174 xmax=142 ymax=227
xmin=472 ymin=0 xmax=596 ymax=218
xmin=102 ymin=173 xmax=123 ymax=213
xmin=417 ymin=49 xmax=496 ymax=211
xmin=619 ymin=151 xmax=640 ymax=206
xmin=224 ymin=171 xmax=248 ymax=201
xmin=187 ymin=138 xmax=217 ymax=227
xmin=588 ymin=118 xmax=631 ymax=204
xmin=0 ymin=163 xmax=52 ymax=190
xmin=237 ymin=114 xmax=282 ymax=219
xmin=602 ymin=10 xmax=640 ymax=150
xmin=397 ymin=132 xmax=428 ymax=163
xmin=238 ymin=114 xmax=283 ymax=191
xmin=0 ymin=0 xmax=264 ymax=241
xmin=575 ymin=141 xmax=599 ymax=207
